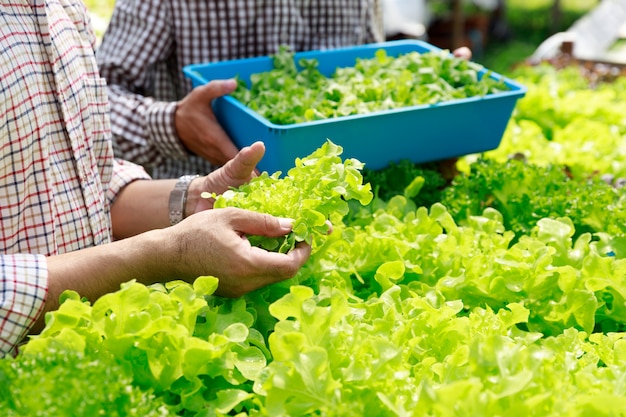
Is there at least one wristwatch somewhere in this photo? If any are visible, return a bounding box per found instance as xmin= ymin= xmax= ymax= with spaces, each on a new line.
xmin=168 ymin=175 xmax=199 ymax=226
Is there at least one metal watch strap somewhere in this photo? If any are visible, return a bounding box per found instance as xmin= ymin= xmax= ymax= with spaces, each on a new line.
xmin=168 ymin=175 xmax=199 ymax=226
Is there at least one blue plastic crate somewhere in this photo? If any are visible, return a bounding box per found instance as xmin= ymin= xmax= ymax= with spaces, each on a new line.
xmin=183 ymin=39 xmax=527 ymax=174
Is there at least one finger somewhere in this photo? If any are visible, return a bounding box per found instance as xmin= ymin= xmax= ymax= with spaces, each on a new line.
xmin=325 ymin=220 xmax=333 ymax=235
xmin=214 ymin=241 xmax=311 ymax=298
xmin=221 ymin=141 xmax=265 ymax=181
xmin=245 ymin=241 xmax=312 ymax=279
xmin=195 ymin=143 xmax=264 ymax=202
xmin=287 ymin=241 xmax=313 ymax=266
xmin=228 ymin=209 xmax=294 ymax=238
xmin=453 ymin=46 xmax=472 ymax=60
xmin=195 ymin=79 xmax=238 ymax=102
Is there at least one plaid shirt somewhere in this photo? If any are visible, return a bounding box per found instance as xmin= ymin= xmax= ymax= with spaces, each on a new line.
xmin=0 ymin=0 xmax=150 ymax=357
xmin=96 ymin=0 xmax=384 ymax=179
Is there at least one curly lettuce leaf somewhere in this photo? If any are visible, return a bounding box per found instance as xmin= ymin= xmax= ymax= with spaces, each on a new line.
xmin=207 ymin=140 xmax=373 ymax=253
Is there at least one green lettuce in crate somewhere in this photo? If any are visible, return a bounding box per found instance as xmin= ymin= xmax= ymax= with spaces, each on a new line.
xmin=232 ymin=47 xmax=510 ymax=125
xmin=204 ymin=140 xmax=373 ymax=253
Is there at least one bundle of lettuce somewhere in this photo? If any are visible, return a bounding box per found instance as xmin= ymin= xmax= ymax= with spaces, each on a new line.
xmin=203 ymin=139 xmax=373 ymax=253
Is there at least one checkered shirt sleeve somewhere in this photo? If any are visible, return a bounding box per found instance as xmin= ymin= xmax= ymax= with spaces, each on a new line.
xmin=97 ymin=0 xmax=384 ymax=179
xmin=0 ymin=256 xmax=47 ymax=358
xmin=0 ymin=0 xmax=150 ymax=356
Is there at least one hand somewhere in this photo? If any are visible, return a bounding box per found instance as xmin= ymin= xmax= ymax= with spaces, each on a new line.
xmin=174 ymin=79 xmax=240 ymax=167
xmin=186 ymin=141 xmax=266 ymax=214
xmin=168 ymin=207 xmax=312 ymax=297
xmin=453 ymin=46 xmax=472 ymax=60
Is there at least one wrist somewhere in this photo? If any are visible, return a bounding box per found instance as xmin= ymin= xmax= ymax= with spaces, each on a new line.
xmin=168 ymin=175 xmax=200 ymax=225
xmin=123 ymin=228 xmax=182 ymax=284
xmin=137 ymin=228 xmax=181 ymax=280
xmin=147 ymin=101 xmax=188 ymax=159
xmin=184 ymin=175 xmax=208 ymax=214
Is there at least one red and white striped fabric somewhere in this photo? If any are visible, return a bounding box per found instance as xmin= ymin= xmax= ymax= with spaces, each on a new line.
xmin=96 ymin=0 xmax=385 ymax=179
xmin=0 ymin=0 xmax=149 ymax=357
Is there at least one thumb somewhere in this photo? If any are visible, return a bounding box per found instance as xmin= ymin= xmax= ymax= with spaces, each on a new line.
xmin=220 ymin=141 xmax=265 ymax=182
xmin=196 ymin=78 xmax=238 ymax=101
xmin=453 ymin=46 xmax=472 ymax=60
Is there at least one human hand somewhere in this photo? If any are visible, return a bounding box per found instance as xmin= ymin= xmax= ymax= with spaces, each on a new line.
xmin=174 ymin=79 xmax=240 ymax=167
xmin=166 ymin=207 xmax=312 ymax=297
xmin=186 ymin=141 xmax=265 ymax=214
xmin=453 ymin=46 xmax=472 ymax=60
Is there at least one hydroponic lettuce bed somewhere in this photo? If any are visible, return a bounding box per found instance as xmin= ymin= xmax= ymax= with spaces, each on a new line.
xmin=2 ymin=63 xmax=626 ymax=417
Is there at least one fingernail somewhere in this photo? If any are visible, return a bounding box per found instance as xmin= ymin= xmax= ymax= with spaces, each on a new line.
xmin=278 ymin=218 xmax=293 ymax=229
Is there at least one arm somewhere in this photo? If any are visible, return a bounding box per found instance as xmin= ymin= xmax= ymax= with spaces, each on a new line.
xmin=97 ymin=0 xmax=239 ymax=169
xmin=110 ymin=141 xmax=265 ymax=237
xmin=36 ymin=142 xmax=309 ymax=334
xmin=1 ymin=255 xmax=47 ymax=357
xmin=95 ymin=0 xmax=184 ymax=168
xmin=41 ymin=208 xmax=310 ymax=330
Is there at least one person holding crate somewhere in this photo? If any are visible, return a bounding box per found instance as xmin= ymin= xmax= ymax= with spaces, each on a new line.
xmin=96 ymin=0 xmax=470 ymax=179
xmin=0 ymin=0 xmax=312 ymax=358
xmin=96 ymin=1 xmax=385 ymax=179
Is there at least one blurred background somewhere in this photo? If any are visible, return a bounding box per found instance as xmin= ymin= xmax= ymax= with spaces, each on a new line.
xmin=83 ymin=0 xmax=602 ymax=75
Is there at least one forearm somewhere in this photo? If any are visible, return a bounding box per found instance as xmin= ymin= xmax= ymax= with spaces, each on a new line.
xmin=110 ymin=178 xmax=177 ymax=238
xmin=34 ymin=205 xmax=311 ymax=334
xmin=97 ymin=0 xmax=185 ymax=166
xmin=36 ymin=228 xmax=175 ymax=332
xmin=110 ymin=141 xmax=267 ymax=238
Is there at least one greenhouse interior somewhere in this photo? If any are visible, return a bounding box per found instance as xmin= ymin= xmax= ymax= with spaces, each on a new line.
xmin=4 ymin=0 xmax=626 ymax=416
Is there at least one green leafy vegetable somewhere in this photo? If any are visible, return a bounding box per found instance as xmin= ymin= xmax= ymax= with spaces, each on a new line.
xmin=0 ymin=343 xmax=171 ymax=416
xmin=475 ymin=63 xmax=626 ymax=179
xmin=22 ymin=277 xmax=268 ymax=416
xmin=439 ymin=157 xmax=626 ymax=241
xmin=232 ymin=47 xmax=510 ymax=125
xmin=206 ymin=140 xmax=373 ymax=253
xmin=361 ymin=158 xmax=448 ymax=207
xmin=9 ymin=60 xmax=626 ymax=417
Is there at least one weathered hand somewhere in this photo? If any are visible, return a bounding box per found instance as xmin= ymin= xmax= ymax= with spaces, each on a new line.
xmin=174 ymin=79 xmax=240 ymax=166
xmin=167 ymin=207 xmax=311 ymax=297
